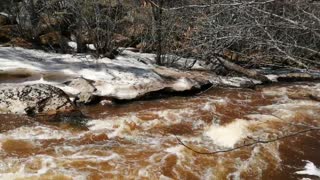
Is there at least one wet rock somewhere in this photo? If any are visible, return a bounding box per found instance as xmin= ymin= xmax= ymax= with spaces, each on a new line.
xmin=0 ymin=84 xmax=76 ymax=115
xmin=310 ymin=91 xmax=320 ymax=101
xmin=65 ymin=77 xmax=98 ymax=104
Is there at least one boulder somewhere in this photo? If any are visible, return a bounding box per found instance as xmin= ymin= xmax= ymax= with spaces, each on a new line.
xmin=38 ymin=16 xmax=68 ymax=35
xmin=9 ymin=37 xmax=33 ymax=48
xmin=39 ymin=31 xmax=66 ymax=46
xmin=112 ymin=33 xmax=130 ymax=47
xmin=64 ymin=77 xmax=98 ymax=104
xmin=0 ymin=84 xmax=76 ymax=115
xmin=0 ymin=13 xmax=9 ymax=26
xmin=0 ymin=25 xmax=12 ymax=43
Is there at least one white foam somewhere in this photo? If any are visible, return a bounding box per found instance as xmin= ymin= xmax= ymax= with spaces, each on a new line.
xmin=262 ymin=87 xmax=288 ymax=97
xmin=165 ymin=145 xmax=185 ymax=158
xmin=63 ymin=152 xmax=121 ymax=162
xmin=295 ymin=160 xmax=320 ymax=177
xmin=261 ymin=100 xmax=320 ymax=119
xmin=0 ymin=126 xmax=76 ymax=140
xmin=0 ymin=155 xmax=57 ymax=180
xmin=87 ymin=116 xmax=141 ymax=138
xmin=138 ymin=168 xmax=150 ymax=177
xmin=201 ymin=102 xmax=216 ymax=111
xmin=204 ymin=119 xmax=249 ymax=148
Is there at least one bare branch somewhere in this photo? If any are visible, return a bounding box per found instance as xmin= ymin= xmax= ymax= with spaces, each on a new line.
xmin=176 ymin=127 xmax=320 ymax=155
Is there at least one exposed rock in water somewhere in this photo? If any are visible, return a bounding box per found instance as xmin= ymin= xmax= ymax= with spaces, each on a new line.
xmin=0 ymin=84 xmax=76 ymax=115
xmin=64 ymin=77 xmax=98 ymax=105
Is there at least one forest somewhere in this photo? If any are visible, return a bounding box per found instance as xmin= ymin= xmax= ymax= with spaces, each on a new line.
xmin=1 ymin=0 xmax=319 ymax=70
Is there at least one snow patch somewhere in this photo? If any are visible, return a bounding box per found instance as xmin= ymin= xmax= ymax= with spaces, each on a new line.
xmin=0 ymin=47 xmax=266 ymax=102
xmin=0 ymin=12 xmax=9 ymax=17
xmin=0 ymin=155 xmax=57 ymax=180
xmin=265 ymin=74 xmax=279 ymax=82
xmin=0 ymin=47 xmax=212 ymax=100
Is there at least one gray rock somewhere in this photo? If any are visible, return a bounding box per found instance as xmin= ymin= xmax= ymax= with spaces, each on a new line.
xmin=65 ymin=77 xmax=98 ymax=104
xmin=0 ymin=84 xmax=75 ymax=115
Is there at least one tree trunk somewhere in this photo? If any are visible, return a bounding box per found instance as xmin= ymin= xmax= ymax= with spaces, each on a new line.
xmin=216 ymin=57 xmax=272 ymax=83
xmin=153 ymin=0 xmax=163 ymax=65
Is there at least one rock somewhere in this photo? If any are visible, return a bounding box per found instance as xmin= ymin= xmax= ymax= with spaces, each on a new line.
xmin=0 ymin=25 xmax=12 ymax=43
xmin=39 ymin=31 xmax=67 ymax=46
xmin=112 ymin=33 xmax=130 ymax=47
xmin=0 ymin=13 xmax=9 ymax=26
xmin=65 ymin=77 xmax=98 ymax=104
xmin=9 ymin=37 xmax=33 ymax=48
xmin=310 ymin=90 xmax=320 ymax=101
xmin=38 ymin=16 xmax=69 ymax=35
xmin=0 ymin=84 xmax=76 ymax=115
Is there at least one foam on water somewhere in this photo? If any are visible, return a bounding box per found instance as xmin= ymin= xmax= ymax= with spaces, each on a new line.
xmin=1 ymin=81 xmax=320 ymax=179
xmin=204 ymin=119 xmax=250 ymax=148
xmin=0 ymin=126 xmax=77 ymax=140
xmin=165 ymin=145 xmax=185 ymax=158
xmin=295 ymin=161 xmax=320 ymax=177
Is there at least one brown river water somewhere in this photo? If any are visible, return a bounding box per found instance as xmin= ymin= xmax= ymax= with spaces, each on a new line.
xmin=0 ymin=82 xmax=320 ymax=179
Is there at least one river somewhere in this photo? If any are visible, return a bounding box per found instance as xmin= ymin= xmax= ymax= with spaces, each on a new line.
xmin=0 ymin=82 xmax=319 ymax=179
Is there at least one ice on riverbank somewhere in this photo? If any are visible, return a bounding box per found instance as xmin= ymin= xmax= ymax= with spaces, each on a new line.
xmin=0 ymin=47 xmax=262 ymax=103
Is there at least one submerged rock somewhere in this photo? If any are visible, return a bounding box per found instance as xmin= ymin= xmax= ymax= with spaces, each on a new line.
xmin=0 ymin=84 xmax=76 ymax=115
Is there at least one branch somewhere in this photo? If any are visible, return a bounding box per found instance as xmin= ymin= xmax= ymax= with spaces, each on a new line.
xmin=146 ymin=0 xmax=276 ymax=11
xmin=253 ymin=7 xmax=320 ymax=38
xmin=176 ymin=127 xmax=320 ymax=155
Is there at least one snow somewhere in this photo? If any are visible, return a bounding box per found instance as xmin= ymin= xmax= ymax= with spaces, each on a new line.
xmin=67 ymin=42 xmax=96 ymax=51
xmin=67 ymin=41 xmax=77 ymax=50
xmin=0 ymin=47 xmax=263 ymax=101
xmin=0 ymin=12 xmax=9 ymax=17
xmin=171 ymin=78 xmax=194 ymax=91
xmin=0 ymin=47 xmax=190 ymax=100
xmin=265 ymin=74 xmax=279 ymax=82
xmin=295 ymin=160 xmax=320 ymax=178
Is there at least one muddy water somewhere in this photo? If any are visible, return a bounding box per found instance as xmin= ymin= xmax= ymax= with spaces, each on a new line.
xmin=0 ymin=82 xmax=320 ymax=179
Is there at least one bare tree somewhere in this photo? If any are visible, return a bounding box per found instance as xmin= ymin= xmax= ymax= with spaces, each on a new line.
xmin=193 ymin=0 xmax=320 ymax=70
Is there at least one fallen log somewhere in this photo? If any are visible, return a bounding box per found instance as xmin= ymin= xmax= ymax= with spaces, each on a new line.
xmin=216 ymin=57 xmax=272 ymax=83
xmin=277 ymin=73 xmax=320 ymax=82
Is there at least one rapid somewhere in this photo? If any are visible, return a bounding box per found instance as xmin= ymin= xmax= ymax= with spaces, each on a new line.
xmin=0 ymin=81 xmax=320 ymax=180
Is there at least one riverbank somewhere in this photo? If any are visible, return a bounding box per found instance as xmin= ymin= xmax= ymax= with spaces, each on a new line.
xmin=0 ymin=47 xmax=266 ymax=115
